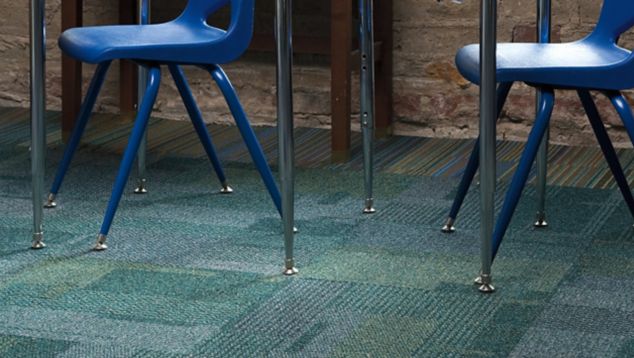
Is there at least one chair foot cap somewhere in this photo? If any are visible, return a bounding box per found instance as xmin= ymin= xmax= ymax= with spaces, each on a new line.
xmin=478 ymin=283 xmax=496 ymax=293
xmin=134 ymin=179 xmax=148 ymax=194
xmin=220 ymin=183 xmax=234 ymax=194
xmin=442 ymin=218 xmax=456 ymax=234
xmin=44 ymin=193 xmax=57 ymax=209
xmin=93 ymin=234 xmax=108 ymax=251
xmin=283 ymin=267 xmax=299 ymax=276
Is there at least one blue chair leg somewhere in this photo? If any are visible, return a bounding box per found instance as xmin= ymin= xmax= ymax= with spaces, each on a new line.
xmin=94 ymin=65 xmax=162 ymax=251
xmin=580 ymin=90 xmax=634 ymax=219
xmin=205 ymin=64 xmax=283 ymax=216
xmin=442 ymin=81 xmax=513 ymax=233
xmin=168 ymin=64 xmax=232 ymax=194
xmin=492 ymin=88 xmax=555 ymax=259
xmin=44 ymin=61 xmax=112 ymax=209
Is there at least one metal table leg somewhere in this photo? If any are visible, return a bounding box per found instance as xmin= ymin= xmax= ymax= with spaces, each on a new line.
xmin=476 ymin=0 xmax=497 ymax=293
xmin=360 ymin=0 xmax=376 ymax=214
xmin=30 ymin=0 xmax=46 ymax=249
xmin=535 ymin=0 xmax=551 ymax=228
xmin=134 ymin=0 xmax=150 ymax=194
xmin=276 ymin=0 xmax=298 ymax=275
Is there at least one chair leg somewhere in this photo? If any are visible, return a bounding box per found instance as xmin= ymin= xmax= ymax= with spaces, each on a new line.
xmin=94 ymin=65 xmax=161 ymax=251
xmin=442 ymin=81 xmax=513 ymax=233
xmin=168 ymin=64 xmax=232 ymax=194
xmin=602 ymin=91 xmax=634 ymax=219
xmin=492 ymin=88 xmax=555 ymax=259
xmin=205 ymin=64 xmax=283 ymax=216
xmin=45 ymin=61 xmax=112 ymax=209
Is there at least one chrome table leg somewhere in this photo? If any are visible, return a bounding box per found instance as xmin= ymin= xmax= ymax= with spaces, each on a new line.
xmin=30 ymin=0 xmax=46 ymax=249
xmin=360 ymin=0 xmax=376 ymax=214
xmin=276 ymin=0 xmax=298 ymax=275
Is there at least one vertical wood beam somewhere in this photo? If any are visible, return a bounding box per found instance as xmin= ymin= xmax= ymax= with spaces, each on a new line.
xmin=61 ymin=0 xmax=83 ymax=141
xmin=119 ymin=0 xmax=138 ymax=119
xmin=375 ymin=0 xmax=393 ymax=137
xmin=330 ymin=0 xmax=353 ymax=162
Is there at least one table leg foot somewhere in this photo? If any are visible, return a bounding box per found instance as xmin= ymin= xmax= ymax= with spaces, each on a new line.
xmin=31 ymin=232 xmax=46 ymax=250
xmin=283 ymin=259 xmax=298 ymax=276
xmin=534 ymin=212 xmax=548 ymax=228
xmin=134 ymin=179 xmax=148 ymax=194
xmin=476 ymin=273 xmax=495 ymax=293
xmin=363 ymin=198 xmax=376 ymax=214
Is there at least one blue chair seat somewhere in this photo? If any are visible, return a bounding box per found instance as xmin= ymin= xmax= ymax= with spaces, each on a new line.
xmin=456 ymin=40 xmax=632 ymax=90
xmin=60 ymin=23 xmax=229 ymax=64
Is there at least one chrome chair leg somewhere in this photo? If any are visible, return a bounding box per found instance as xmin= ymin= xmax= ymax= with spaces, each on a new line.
xmin=168 ymin=65 xmax=232 ymax=194
xmin=46 ymin=61 xmax=112 ymax=208
xmin=442 ymin=82 xmax=513 ymax=233
xmin=94 ymin=65 xmax=161 ymax=251
xmin=491 ymin=88 xmax=555 ymax=260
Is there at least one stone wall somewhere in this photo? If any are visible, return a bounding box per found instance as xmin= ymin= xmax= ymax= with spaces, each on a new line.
xmin=1 ymin=1 xmax=633 ymax=147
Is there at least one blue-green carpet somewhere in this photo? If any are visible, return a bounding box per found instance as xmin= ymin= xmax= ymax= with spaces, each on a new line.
xmin=1 ymin=114 xmax=634 ymax=357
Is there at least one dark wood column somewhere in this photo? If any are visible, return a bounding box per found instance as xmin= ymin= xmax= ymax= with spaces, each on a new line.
xmin=119 ymin=0 xmax=138 ymax=119
xmin=330 ymin=0 xmax=353 ymax=161
xmin=61 ymin=0 xmax=83 ymax=141
xmin=374 ymin=0 xmax=393 ymax=137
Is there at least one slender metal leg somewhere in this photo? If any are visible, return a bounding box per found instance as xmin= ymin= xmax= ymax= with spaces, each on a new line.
xmin=46 ymin=62 xmax=112 ymax=208
xmin=360 ymin=0 xmax=376 ymax=214
xmin=169 ymin=65 xmax=231 ymax=193
xmin=534 ymin=97 xmax=549 ymax=228
xmin=476 ymin=0 xmax=498 ymax=293
xmin=491 ymin=89 xmax=555 ymax=259
xmin=134 ymin=0 xmax=151 ymax=195
xmin=534 ymin=0 xmax=552 ymax=229
xmin=207 ymin=65 xmax=282 ymax=215
xmin=442 ymin=82 xmax=512 ymax=233
xmin=95 ymin=66 xmax=161 ymax=251
xmin=30 ymin=0 xmax=46 ymax=249
xmin=275 ymin=0 xmax=298 ymax=275
xmin=607 ymin=92 xmax=634 ymax=225
xmin=579 ymin=91 xmax=634 ymax=219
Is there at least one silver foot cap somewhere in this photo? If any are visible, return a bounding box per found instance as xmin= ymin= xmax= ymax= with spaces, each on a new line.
xmin=283 ymin=259 xmax=299 ymax=276
xmin=43 ymin=193 xmax=57 ymax=209
xmin=363 ymin=198 xmax=376 ymax=214
xmin=473 ymin=276 xmax=483 ymax=285
xmin=31 ymin=232 xmax=46 ymax=250
xmin=220 ymin=183 xmax=234 ymax=194
xmin=476 ymin=274 xmax=495 ymax=293
xmin=93 ymin=234 xmax=108 ymax=251
xmin=441 ymin=218 xmax=456 ymax=234
xmin=478 ymin=283 xmax=496 ymax=293
xmin=534 ymin=214 xmax=548 ymax=228
xmin=293 ymin=227 xmax=299 ymax=234
xmin=134 ymin=179 xmax=148 ymax=194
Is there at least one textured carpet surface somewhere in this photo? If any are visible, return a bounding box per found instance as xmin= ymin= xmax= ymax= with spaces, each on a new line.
xmin=1 ymin=110 xmax=634 ymax=357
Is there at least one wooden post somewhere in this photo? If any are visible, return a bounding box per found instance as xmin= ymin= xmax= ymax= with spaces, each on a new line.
xmin=119 ymin=0 xmax=138 ymax=119
xmin=61 ymin=0 xmax=83 ymax=141
xmin=330 ymin=0 xmax=353 ymax=162
xmin=375 ymin=0 xmax=393 ymax=137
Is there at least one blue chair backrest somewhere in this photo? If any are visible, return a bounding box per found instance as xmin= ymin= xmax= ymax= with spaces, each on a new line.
xmin=178 ymin=0 xmax=255 ymax=62
xmin=593 ymin=0 xmax=634 ymax=42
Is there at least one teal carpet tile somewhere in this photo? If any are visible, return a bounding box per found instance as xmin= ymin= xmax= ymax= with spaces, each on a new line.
xmin=1 ymin=108 xmax=634 ymax=356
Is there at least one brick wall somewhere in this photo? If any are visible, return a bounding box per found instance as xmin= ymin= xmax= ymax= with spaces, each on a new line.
xmin=1 ymin=1 xmax=633 ymax=147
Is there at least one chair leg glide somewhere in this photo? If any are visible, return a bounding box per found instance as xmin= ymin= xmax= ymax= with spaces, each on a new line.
xmin=43 ymin=193 xmax=57 ymax=209
xmin=93 ymin=234 xmax=108 ymax=251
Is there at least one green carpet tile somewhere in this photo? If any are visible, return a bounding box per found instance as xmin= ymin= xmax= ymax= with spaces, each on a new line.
xmin=1 ymin=107 xmax=634 ymax=357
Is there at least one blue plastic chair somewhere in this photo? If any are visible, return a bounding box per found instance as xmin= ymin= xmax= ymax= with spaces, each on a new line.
xmin=46 ymin=0 xmax=283 ymax=250
xmin=444 ymin=0 xmax=634 ymax=260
